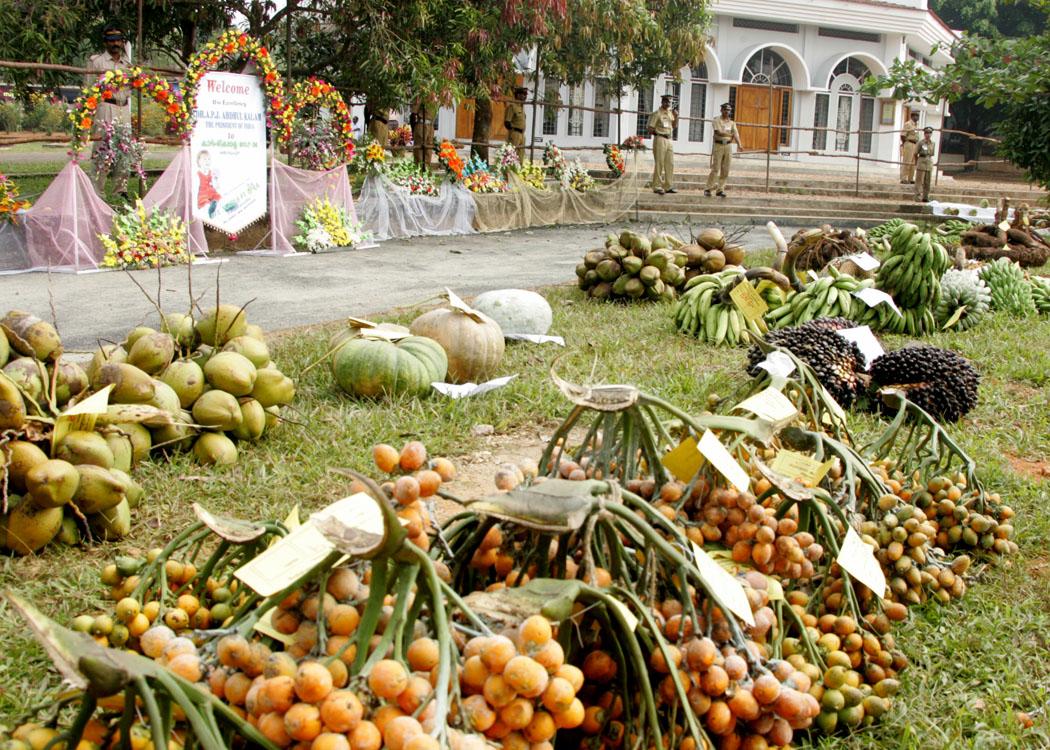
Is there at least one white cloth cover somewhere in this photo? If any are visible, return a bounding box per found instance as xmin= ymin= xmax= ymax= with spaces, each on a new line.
xmin=23 ymin=162 xmax=114 ymax=272
xmin=271 ymin=160 xmax=360 ymax=254
xmin=142 ymin=145 xmax=209 ymax=256
xmin=357 ymin=172 xmax=477 ymax=242
xmin=0 ymin=218 xmax=30 ymax=273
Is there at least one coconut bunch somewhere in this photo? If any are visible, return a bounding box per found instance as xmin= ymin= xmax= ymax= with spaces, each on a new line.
xmin=1 ymin=310 xmax=144 ymax=554
xmin=85 ymin=304 xmax=295 ymax=468
xmin=575 ymin=230 xmax=689 ymax=302
xmin=680 ymin=227 xmax=747 ymax=282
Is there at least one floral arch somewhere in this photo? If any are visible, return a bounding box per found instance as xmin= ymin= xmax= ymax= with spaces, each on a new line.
xmin=285 ymin=77 xmax=357 ymax=165
xmin=70 ymin=68 xmax=188 ymax=154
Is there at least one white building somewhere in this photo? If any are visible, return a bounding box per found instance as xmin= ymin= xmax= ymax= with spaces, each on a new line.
xmin=434 ymin=0 xmax=957 ymax=171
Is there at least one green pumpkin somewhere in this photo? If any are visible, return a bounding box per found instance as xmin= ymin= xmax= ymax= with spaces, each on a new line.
xmin=331 ymin=335 xmax=447 ymax=399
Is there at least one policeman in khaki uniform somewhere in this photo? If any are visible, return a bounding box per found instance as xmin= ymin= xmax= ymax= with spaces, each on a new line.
xmin=900 ymin=111 xmax=920 ymax=184
xmin=503 ymin=87 xmax=528 ymax=162
xmin=647 ymin=95 xmax=679 ymax=194
xmin=705 ymin=103 xmax=741 ymax=197
xmin=86 ymin=22 xmax=132 ymax=196
xmin=366 ymin=107 xmax=390 ymax=147
xmin=914 ymin=126 xmax=936 ymax=202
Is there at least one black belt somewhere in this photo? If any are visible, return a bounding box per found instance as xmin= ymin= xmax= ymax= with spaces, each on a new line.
xmin=654 ymin=133 xmax=671 ymax=139
xmin=715 ymin=138 xmax=731 ymax=144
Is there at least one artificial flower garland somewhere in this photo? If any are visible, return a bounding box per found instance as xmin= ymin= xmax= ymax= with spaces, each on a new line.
xmin=604 ymin=143 xmax=626 ymax=177
xmin=0 ymin=173 xmax=31 ymax=223
xmin=437 ymin=140 xmax=464 ymax=182
xmin=285 ymin=77 xmax=355 ymax=164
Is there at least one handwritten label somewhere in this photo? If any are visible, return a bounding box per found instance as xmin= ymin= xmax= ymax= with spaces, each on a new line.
xmin=729 ymin=280 xmax=769 ymax=321
xmin=698 ymin=430 xmax=750 ymax=493
xmin=235 ymin=523 xmax=336 ymax=597
xmin=853 ymin=288 xmax=902 ymax=317
xmin=734 ymin=386 xmax=798 ymax=424
xmin=846 ymin=252 xmax=880 ymax=271
xmin=53 ymin=385 xmax=113 ymax=450
xmin=607 ymin=596 xmax=639 ymax=633
xmin=771 ymin=450 xmax=832 ymax=487
xmin=431 ymin=375 xmax=517 ymax=399
xmin=690 ymin=542 xmax=755 ymax=627
xmin=504 ymin=334 xmax=566 ymax=346
xmin=755 ymin=351 xmax=796 ymax=388
xmin=661 ymin=435 xmax=704 ymax=482
xmin=837 ymin=325 xmax=884 ymax=369
xmin=836 ymin=527 xmax=888 ymax=597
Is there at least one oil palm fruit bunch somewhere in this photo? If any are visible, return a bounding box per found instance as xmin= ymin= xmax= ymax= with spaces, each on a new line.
xmin=1030 ymin=275 xmax=1050 ymax=315
xmin=936 ymin=269 xmax=991 ymax=331
xmin=977 ymin=257 xmax=1036 ymax=316
xmin=868 ymin=345 xmax=979 ymax=422
xmin=869 ymin=222 xmax=951 ymax=335
xmin=746 ymin=320 xmax=866 ymax=407
xmin=766 ymin=266 xmax=874 ymax=329
xmin=576 ymin=230 xmax=686 ymax=302
xmin=675 ymin=269 xmax=789 ymax=346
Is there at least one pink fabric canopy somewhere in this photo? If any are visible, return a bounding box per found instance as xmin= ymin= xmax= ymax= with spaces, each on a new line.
xmin=23 ymin=162 xmax=114 ymax=272
xmin=143 ymin=145 xmax=209 ymax=256
xmin=271 ymin=160 xmax=357 ymax=255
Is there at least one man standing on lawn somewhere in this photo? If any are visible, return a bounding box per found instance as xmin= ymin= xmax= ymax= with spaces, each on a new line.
xmin=504 ymin=86 xmax=528 ymax=162
xmin=647 ymin=94 xmax=678 ymax=194
xmin=85 ymin=21 xmax=132 ymax=199
xmin=914 ymin=126 xmax=936 ymax=202
xmin=900 ymin=111 xmax=920 ymax=184
xmin=705 ymin=103 xmax=741 ymax=197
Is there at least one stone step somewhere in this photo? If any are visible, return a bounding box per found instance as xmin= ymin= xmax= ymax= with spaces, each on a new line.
xmin=631 ymin=209 xmax=904 ymax=229
xmin=635 ymin=193 xmax=928 ymax=214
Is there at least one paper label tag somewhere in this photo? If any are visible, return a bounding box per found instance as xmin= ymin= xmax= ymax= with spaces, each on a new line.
xmin=837 ymin=527 xmax=888 ymax=597
xmin=283 ymin=505 xmax=301 ymax=531
xmin=235 ymin=522 xmax=336 ymax=597
xmin=940 ymin=306 xmax=966 ymax=330
xmin=310 ymin=493 xmax=386 ymax=553
xmin=846 ymin=252 xmax=880 ymax=271
xmin=755 ymin=351 xmax=796 ymax=387
xmin=755 ymin=279 xmax=779 ymax=296
xmin=360 ymin=327 xmax=410 ymax=342
xmin=729 ymin=280 xmax=769 ymax=321
xmin=504 ymin=333 xmax=565 ymax=346
xmin=607 ymin=596 xmax=639 ymax=633
xmin=697 ymin=430 xmax=750 ymax=493
xmin=734 ymin=386 xmax=798 ymax=424
xmin=661 ymin=435 xmax=704 ymax=482
xmin=431 ymin=375 xmax=517 ymax=399
xmin=818 ymin=384 xmax=847 ymax=420
xmin=53 ymin=385 xmax=113 ymax=449
xmin=346 ymin=316 xmax=378 ymax=329
xmin=853 ymin=288 xmax=902 ymax=317
xmin=836 ymin=326 xmax=884 ymax=369
xmin=254 ymin=609 xmax=296 ymax=645
xmin=770 ymin=450 xmax=832 ymax=487
xmin=446 ymin=288 xmax=483 ymax=318
xmin=690 ymin=542 xmax=755 ymax=626
xmin=997 ymin=221 xmax=1010 ymax=232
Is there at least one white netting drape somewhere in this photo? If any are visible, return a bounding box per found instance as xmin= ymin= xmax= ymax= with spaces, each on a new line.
xmin=271 ymin=160 xmax=359 ymax=254
xmin=0 ymin=218 xmax=30 ymax=273
xmin=23 ymin=162 xmax=114 ymax=272
xmin=356 ymin=173 xmax=476 ymax=241
xmin=142 ymin=145 xmax=209 ymax=256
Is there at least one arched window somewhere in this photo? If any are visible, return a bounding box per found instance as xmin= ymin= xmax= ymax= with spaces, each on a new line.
xmin=830 ymin=57 xmax=872 ymax=86
xmin=816 ymin=57 xmax=877 ymax=153
xmin=743 ymin=49 xmax=792 ymax=87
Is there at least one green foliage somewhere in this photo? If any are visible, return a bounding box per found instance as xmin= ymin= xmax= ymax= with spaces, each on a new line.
xmin=0 ymin=101 xmax=22 ymax=132
xmin=995 ymin=95 xmax=1050 ymax=189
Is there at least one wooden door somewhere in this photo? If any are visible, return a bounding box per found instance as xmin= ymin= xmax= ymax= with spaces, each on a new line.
xmin=735 ymin=85 xmax=787 ymax=152
xmin=455 ymin=98 xmax=510 ymax=141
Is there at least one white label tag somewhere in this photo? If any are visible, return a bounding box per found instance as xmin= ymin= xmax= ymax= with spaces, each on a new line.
xmin=837 ymin=325 xmax=884 ymax=369
xmin=690 ymin=542 xmax=755 ymax=626
xmin=853 ymin=288 xmax=902 ymax=317
xmin=234 ymin=523 xmax=338 ymax=597
xmin=755 ymin=351 xmax=796 ymax=388
xmin=53 ymin=384 xmax=113 ymax=449
xmin=697 ymin=430 xmax=750 ymax=493
xmin=846 ymin=252 xmax=880 ymax=271
xmin=734 ymin=386 xmax=798 ymax=424
xmin=504 ymin=333 xmax=565 ymax=346
xmin=431 ymin=375 xmax=517 ymax=399
xmin=836 ymin=527 xmax=888 ymax=597
xmin=446 ymin=288 xmax=483 ymax=318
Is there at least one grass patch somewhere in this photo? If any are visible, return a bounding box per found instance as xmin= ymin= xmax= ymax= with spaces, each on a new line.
xmin=0 ymin=278 xmax=1048 ymax=748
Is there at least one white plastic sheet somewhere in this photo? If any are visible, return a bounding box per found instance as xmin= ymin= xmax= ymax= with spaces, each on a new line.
xmin=357 ymin=173 xmax=477 ymax=242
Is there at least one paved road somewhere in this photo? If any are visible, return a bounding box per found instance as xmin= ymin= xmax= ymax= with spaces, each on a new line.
xmin=0 ymin=224 xmax=790 ymax=351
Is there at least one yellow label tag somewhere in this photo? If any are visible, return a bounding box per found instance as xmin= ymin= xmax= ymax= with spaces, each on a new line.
xmin=235 ymin=523 xmax=336 ymax=597
xmin=253 ymin=608 xmax=296 ymax=646
xmin=771 ymin=450 xmax=827 ymax=487
xmin=754 ymin=279 xmax=779 ymax=296
xmin=729 ymin=280 xmax=769 ymax=321
xmin=283 ymin=504 xmax=301 ymax=531
xmin=661 ymin=435 xmax=704 ymax=482
xmin=52 ymin=385 xmax=113 ymax=450
xmin=698 ymin=430 xmax=750 ymax=493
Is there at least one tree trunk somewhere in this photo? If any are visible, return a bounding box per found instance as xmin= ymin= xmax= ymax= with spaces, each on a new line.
xmin=472 ymin=98 xmax=492 ymax=163
xmin=179 ymin=20 xmax=197 ymax=64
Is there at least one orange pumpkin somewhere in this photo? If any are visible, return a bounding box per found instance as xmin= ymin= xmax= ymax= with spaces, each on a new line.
xmin=409 ymin=297 xmax=505 ymax=384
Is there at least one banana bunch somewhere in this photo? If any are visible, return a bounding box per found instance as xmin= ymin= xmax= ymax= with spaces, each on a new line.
xmin=1030 ymin=276 xmax=1050 ymax=316
xmin=875 ymin=222 xmax=952 ymax=310
xmin=978 ymin=258 xmax=1037 ymax=317
xmin=673 ymin=271 xmax=764 ymax=346
xmin=863 ymin=217 xmax=907 ymax=251
xmin=854 ymin=302 xmax=938 ymax=336
xmin=766 ymin=266 xmax=874 ymax=329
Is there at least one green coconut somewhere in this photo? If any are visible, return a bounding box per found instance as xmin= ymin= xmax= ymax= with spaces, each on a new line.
xmin=193 ymin=432 xmax=238 ymax=465
xmin=110 ymin=469 xmax=143 ymax=509
xmin=3 ymin=357 xmax=46 ymax=403
xmin=192 ymin=390 xmax=243 ymax=431
xmin=127 ymin=332 xmax=177 ymax=375
xmin=231 ymin=398 xmax=266 ymax=441
xmin=55 ymin=431 xmax=115 ymax=468
xmin=25 ymin=459 xmax=80 ymax=508
xmin=244 ymin=324 xmax=266 ymax=342
xmin=72 ymin=465 xmax=127 ymax=515
xmin=102 ymin=431 xmax=134 ymax=473
xmin=123 ymin=326 xmax=156 ymax=349
xmin=0 ymin=310 xmax=62 ymax=361
xmin=196 ymin=305 xmax=248 ymax=346
xmin=203 ymin=351 xmax=257 ymax=396
xmin=148 ymin=378 xmax=183 ymax=415
xmin=0 ymin=373 xmax=27 ymax=432
xmin=264 ymin=405 xmax=281 ymax=432
xmin=0 ymin=330 xmax=8 ymax=367
xmin=52 ymin=361 xmax=89 ymax=406
xmin=222 ymin=336 xmax=270 ymax=368
xmin=251 ymin=368 xmax=295 ymax=407
xmin=89 ymin=498 xmax=131 ymax=540
xmin=151 ymin=410 xmax=197 ymax=453
xmin=113 ymin=422 xmax=152 ymax=465
xmin=4 ymin=503 xmax=64 ymax=554
xmin=56 ymin=515 xmax=81 ymax=546
xmin=97 ymin=363 xmax=156 ymax=404
xmin=3 ymin=440 xmax=48 ymax=493
xmin=162 ymin=313 xmax=197 ymax=349
xmin=86 ymin=344 xmax=127 ymax=386
xmin=158 ymin=360 xmax=206 ymax=408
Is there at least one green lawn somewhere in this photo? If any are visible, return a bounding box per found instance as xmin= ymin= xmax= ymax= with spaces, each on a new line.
xmin=0 ymin=261 xmax=1048 ymax=747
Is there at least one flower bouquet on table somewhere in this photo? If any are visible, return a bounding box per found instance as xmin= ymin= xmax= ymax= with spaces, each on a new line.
xmin=517 ymin=161 xmax=548 ymax=190
xmin=0 ymin=173 xmax=30 ymax=224
xmin=542 ymin=142 xmax=566 ymax=176
xmin=99 ymin=201 xmax=190 ymax=270
xmin=461 ymin=155 xmax=507 ymax=194
xmin=362 ymin=141 xmax=387 ymax=175
xmin=436 ymin=139 xmax=465 ymax=182
xmin=294 ymin=197 xmax=371 ymax=253
xmin=604 ymin=143 xmax=626 ymax=176
xmin=494 ymin=143 xmax=520 ymax=178
xmin=561 ymin=158 xmax=596 ymax=192
xmin=386 ymin=158 xmax=439 ymax=197
xmin=92 ymin=120 xmax=147 ymax=186
xmin=388 ymin=124 xmax=413 ymax=149
xmin=620 ymin=134 xmax=646 ymax=151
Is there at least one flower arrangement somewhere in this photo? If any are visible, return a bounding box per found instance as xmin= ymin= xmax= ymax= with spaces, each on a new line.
xmin=385 ymin=159 xmax=439 ymax=196
xmin=293 ymin=197 xmax=370 ymax=252
xmin=604 ymin=143 xmax=626 ymax=177
xmin=461 ymin=155 xmax=507 ymax=193
xmin=542 ymin=142 xmax=566 ymax=176
xmin=183 ymin=30 xmax=288 ymax=140
xmin=363 ymin=141 xmax=387 ymax=174
xmin=70 ymin=67 xmax=187 ymax=155
xmin=290 ymin=121 xmax=341 ymax=171
xmin=0 ymin=173 xmax=31 ymax=224
xmin=99 ymin=201 xmax=190 ymax=269
xmin=437 ymin=140 xmax=464 ymax=181
xmin=562 ymin=158 xmax=596 ymax=192
xmin=620 ymin=134 xmax=646 ymax=151
xmin=388 ymin=124 xmax=413 ymax=149
xmin=286 ymin=77 xmax=355 ymax=164
xmin=92 ymin=120 xmax=147 ymax=185
xmin=517 ymin=161 xmax=547 ymax=190
xmin=494 ymin=143 xmax=520 ymax=178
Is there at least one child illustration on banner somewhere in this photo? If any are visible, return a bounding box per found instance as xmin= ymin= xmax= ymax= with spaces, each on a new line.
xmin=196 ymin=150 xmax=222 ymax=218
